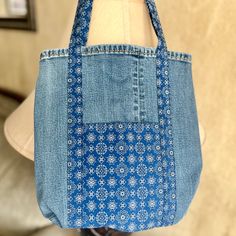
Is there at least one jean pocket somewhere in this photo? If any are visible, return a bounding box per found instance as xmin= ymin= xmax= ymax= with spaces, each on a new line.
xmin=81 ymin=55 xmax=159 ymax=124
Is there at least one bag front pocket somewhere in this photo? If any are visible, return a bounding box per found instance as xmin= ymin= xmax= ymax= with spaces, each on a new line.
xmin=82 ymin=54 xmax=159 ymax=124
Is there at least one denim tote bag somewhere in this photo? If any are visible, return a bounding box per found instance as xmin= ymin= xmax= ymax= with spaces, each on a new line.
xmin=34 ymin=0 xmax=202 ymax=232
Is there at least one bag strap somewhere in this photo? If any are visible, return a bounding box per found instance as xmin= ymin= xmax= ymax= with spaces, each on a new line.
xmin=69 ymin=0 xmax=167 ymax=50
xmin=67 ymin=1 xmax=176 ymax=227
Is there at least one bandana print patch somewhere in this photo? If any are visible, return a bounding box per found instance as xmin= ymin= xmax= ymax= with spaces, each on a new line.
xmin=67 ymin=0 xmax=176 ymax=232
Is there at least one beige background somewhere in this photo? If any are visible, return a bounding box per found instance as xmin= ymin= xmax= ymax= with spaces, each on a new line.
xmin=0 ymin=0 xmax=236 ymax=235
xmin=0 ymin=0 xmax=7 ymax=16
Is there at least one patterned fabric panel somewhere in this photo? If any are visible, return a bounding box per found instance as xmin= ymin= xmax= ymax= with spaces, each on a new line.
xmin=67 ymin=122 xmax=176 ymax=232
xmin=67 ymin=0 xmax=177 ymax=231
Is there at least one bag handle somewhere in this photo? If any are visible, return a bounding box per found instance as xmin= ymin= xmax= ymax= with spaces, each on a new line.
xmin=69 ymin=0 xmax=167 ymax=50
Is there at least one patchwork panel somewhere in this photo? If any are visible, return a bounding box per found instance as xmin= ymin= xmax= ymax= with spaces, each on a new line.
xmin=67 ymin=0 xmax=177 ymax=232
xmin=68 ymin=122 xmax=176 ymax=232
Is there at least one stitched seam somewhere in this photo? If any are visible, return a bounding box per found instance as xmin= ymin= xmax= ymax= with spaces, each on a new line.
xmin=168 ymin=62 xmax=178 ymax=224
xmin=41 ymin=54 xmax=191 ymax=63
xmin=39 ymin=47 xmax=192 ymax=63
xmin=169 ymin=88 xmax=178 ymax=224
xmin=139 ymin=59 xmax=146 ymax=122
xmin=132 ymin=59 xmax=139 ymax=122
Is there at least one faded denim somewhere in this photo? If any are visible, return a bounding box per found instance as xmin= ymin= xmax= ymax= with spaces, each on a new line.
xmin=34 ymin=44 xmax=202 ymax=228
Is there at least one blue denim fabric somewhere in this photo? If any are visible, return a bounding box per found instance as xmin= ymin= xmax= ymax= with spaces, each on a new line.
xmin=34 ymin=44 xmax=202 ymax=230
xmin=168 ymin=60 xmax=203 ymax=223
xmin=34 ymin=56 xmax=68 ymax=227
xmin=81 ymin=48 xmax=158 ymax=123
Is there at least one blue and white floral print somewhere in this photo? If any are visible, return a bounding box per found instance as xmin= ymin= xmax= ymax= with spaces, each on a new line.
xmin=67 ymin=0 xmax=176 ymax=232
